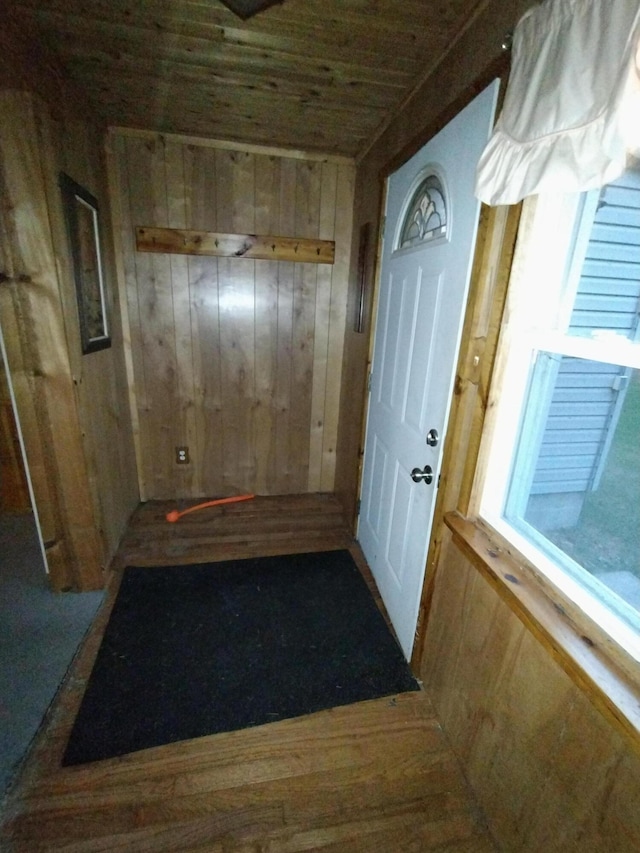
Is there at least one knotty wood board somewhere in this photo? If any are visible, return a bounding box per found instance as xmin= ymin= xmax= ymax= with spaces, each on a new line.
xmin=111 ymin=130 xmax=354 ymax=500
xmin=135 ymin=226 xmax=335 ymax=264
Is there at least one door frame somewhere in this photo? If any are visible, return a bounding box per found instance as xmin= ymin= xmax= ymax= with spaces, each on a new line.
xmin=354 ymin=183 xmax=389 ymax=523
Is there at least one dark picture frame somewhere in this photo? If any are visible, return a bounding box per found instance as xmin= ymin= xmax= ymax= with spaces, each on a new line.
xmin=59 ymin=172 xmax=111 ymax=355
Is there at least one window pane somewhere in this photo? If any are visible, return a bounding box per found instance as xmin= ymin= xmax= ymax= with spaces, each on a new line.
xmin=398 ymin=173 xmax=448 ymax=248
xmin=505 ymin=357 xmax=640 ymax=622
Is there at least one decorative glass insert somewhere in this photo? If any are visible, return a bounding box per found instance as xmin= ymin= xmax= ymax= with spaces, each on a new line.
xmin=399 ymin=173 xmax=447 ymax=248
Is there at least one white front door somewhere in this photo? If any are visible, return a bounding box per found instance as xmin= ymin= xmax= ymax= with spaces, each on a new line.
xmin=358 ymin=82 xmax=498 ymax=659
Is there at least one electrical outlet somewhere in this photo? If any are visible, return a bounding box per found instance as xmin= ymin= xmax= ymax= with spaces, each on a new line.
xmin=175 ymin=446 xmax=190 ymax=465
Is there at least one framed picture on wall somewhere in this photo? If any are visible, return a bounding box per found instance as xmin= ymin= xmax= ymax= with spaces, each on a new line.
xmin=59 ymin=172 xmax=111 ymax=355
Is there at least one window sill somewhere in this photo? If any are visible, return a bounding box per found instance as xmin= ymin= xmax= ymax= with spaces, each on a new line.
xmin=444 ymin=510 xmax=640 ymax=756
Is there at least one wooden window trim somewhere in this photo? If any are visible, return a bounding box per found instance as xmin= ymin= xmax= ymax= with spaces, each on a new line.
xmin=445 ymin=510 xmax=640 ymax=758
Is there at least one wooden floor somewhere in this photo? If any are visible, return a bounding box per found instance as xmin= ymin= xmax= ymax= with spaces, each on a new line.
xmin=1 ymin=494 xmax=496 ymax=852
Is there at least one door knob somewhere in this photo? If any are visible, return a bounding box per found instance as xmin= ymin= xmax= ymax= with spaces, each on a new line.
xmin=426 ymin=428 xmax=439 ymax=447
xmin=411 ymin=465 xmax=433 ymax=484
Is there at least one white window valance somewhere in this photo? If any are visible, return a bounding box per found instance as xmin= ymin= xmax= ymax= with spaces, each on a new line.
xmin=475 ymin=0 xmax=640 ymax=206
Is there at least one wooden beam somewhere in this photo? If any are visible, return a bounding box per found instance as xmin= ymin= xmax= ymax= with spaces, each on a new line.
xmin=135 ymin=226 xmax=335 ymax=264
xmin=110 ymin=127 xmax=354 ymax=166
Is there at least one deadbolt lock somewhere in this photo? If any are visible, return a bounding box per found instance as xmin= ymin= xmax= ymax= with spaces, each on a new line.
xmin=426 ymin=428 xmax=439 ymax=447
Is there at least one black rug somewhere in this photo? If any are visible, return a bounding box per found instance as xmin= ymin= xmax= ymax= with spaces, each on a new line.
xmin=62 ymin=550 xmax=419 ymax=765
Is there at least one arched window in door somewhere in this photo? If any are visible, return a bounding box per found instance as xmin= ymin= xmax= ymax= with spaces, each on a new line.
xmin=398 ymin=172 xmax=448 ymax=248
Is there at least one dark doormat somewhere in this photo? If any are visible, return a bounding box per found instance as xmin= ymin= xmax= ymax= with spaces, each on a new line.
xmin=62 ymin=550 xmax=419 ymax=765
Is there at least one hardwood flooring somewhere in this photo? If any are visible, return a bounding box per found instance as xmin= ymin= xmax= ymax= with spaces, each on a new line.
xmin=0 ymin=494 xmax=496 ymax=852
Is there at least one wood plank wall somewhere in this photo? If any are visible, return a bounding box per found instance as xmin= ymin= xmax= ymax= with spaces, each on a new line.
xmin=0 ymin=354 xmax=30 ymax=514
xmin=46 ymin=110 xmax=140 ymax=571
xmin=422 ymin=531 xmax=640 ymax=852
xmin=0 ymin=92 xmax=139 ymax=590
xmin=0 ymin=14 xmax=139 ymax=589
xmin=110 ymin=130 xmax=354 ymax=500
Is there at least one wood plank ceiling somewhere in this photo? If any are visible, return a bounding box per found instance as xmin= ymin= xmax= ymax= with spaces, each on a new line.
xmin=9 ymin=0 xmax=486 ymax=157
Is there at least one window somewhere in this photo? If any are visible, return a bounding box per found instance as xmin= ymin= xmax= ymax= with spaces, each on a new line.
xmin=478 ymin=165 xmax=640 ymax=660
xmin=398 ymin=172 xmax=448 ymax=248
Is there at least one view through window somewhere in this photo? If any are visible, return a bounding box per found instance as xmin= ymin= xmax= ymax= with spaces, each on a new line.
xmin=481 ymin=164 xmax=640 ymax=645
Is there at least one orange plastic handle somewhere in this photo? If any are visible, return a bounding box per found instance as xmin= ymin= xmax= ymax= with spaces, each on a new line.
xmin=165 ymin=493 xmax=255 ymax=523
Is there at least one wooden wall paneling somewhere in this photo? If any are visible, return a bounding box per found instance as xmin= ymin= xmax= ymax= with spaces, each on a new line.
xmin=308 ymin=162 xmax=337 ymax=492
xmin=0 ymin=209 xmax=32 ymax=518
xmin=37 ymin=125 xmax=106 ymax=578
xmin=216 ymin=148 xmax=256 ymax=494
xmin=291 ymin=257 xmax=315 ymax=486
xmin=513 ymin=674 xmax=629 ymax=850
xmin=125 ymin=135 xmax=178 ymax=499
xmin=2 ymin=17 xmax=138 ymax=579
xmin=291 ymin=161 xmax=321 ymax=492
xmin=333 ymin=167 xmax=384 ymax=525
xmin=422 ymin=532 xmax=524 ymax=767
xmin=36 ymin=109 xmax=113 ymax=558
xmin=110 ymin=133 xmax=147 ymax=500
xmin=183 ymin=143 xmax=223 ymax=497
xmin=0 ymin=164 xmax=11 ymax=279
xmin=73 ymin=347 xmax=137 ymax=563
xmin=0 ymin=285 xmax=55 ymax=539
xmin=165 ymin=138 xmax=198 ymax=498
xmin=0 ymin=91 xmax=102 ymax=589
xmin=120 ymin=135 xmax=156 ymax=499
xmin=0 ymin=319 xmax=31 ymax=514
xmin=253 ymin=154 xmax=281 ymax=495
xmin=274 ymin=158 xmax=297 ymax=494
xmin=112 ymin=130 xmax=355 ymax=499
xmin=148 ymin=136 xmax=179 ymax=498
xmin=0 ymin=407 xmax=30 ymax=514
xmin=422 ymin=534 xmax=640 ymax=852
xmin=322 ymin=162 xmax=355 ymax=492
